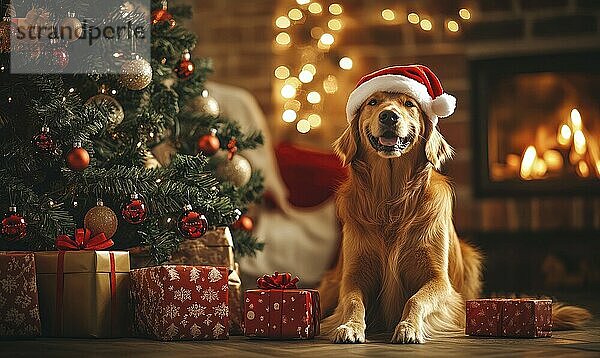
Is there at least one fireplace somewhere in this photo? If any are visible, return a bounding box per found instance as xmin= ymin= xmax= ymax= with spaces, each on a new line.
xmin=470 ymin=52 xmax=600 ymax=197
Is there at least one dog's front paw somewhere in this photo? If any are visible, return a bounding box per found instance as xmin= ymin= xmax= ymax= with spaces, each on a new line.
xmin=331 ymin=322 xmax=366 ymax=343
xmin=391 ymin=320 xmax=425 ymax=344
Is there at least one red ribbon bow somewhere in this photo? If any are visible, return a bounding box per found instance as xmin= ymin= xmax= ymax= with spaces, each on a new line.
xmin=56 ymin=228 xmax=114 ymax=251
xmin=257 ymin=271 xmax=300 ymax=289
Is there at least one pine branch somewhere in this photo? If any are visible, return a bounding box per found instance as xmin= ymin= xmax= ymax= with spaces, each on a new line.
xmin=232 ymin=229 xmax=265 ymax=259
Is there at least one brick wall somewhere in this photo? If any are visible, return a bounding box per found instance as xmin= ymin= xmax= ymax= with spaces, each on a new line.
xmin=181 ymin=0 xmax=600 ymax=234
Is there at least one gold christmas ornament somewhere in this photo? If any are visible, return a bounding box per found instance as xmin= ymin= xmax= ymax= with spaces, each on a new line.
xmin=84 ymin=199 xmax=118 ymax=240
xmin=120 ymin=57 xmax=153 ymax=90
xmin=216 ymin=153 xmax=252 ymax=187
xmin=86 ymin=93 xmax=124 ymax=130
xmin=59 ymin=12 xmax=83 ymax=42
xmin=187 ymin=89 xmax=220 ymax=117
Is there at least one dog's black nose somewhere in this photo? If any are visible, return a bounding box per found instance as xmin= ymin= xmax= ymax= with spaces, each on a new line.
xmin=379 ymin=110 xmax=399 ymax=126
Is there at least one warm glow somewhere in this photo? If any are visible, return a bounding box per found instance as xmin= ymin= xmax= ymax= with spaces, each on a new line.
xmin=302 ymin=63 xmax=317 ymax=75
xmin=308 ymin=2 xmax=322 ymax=13
xmin=459 ymin=8 xmax=471 ymax=20
xmin=520 ymin=146 xmax=537 ymax=179
xmin=274 ymin=65 xmax=290 ymax=79
xmin=328 ymin=19 xmax=343 ymax=31
xmin=282 ymin=109 xmax=297 ymax=122
xmin=320 ymin=33 xmax=335 ymax=45
xmin=558 ymin=124 xmax=572 ymax=146
xmin=297 ymin=119 xmax=311 ymax=133
xmin=329 ymin=4 xmax=343 ymax=15
xmin=308 ymin=114 xmax=322 ymax=127
xmin=296 ymin=0 xmax=310 ymax=5
xmin=275 ymin=16 xmax=291 ymax=29
xmin=299 ymin=70 xmax=314 ymax=83
xmin=573 ymin=130 xmax=587 ymax=155
xmin=311 ymin=27 xmax=324 ymax=39
xmin=381 ymin=9 xmax=395 ymax=21
xmin=407 ymin=13 xmax=420 ymax=24
xmin=339 ymin=57 xmax=353 ymax=70
xmin=577 ymin=161 xmax=590 ymax=177
xmin=533 ymin=158 xmax=547 ymax=177
xmin=288 ymin=8 xmax=303 ymax=21
xmin=281 ymin=84 xmax=296 ymax=99
xmin=307 ymin=91 xmax=321 ymax=104
xmin=420 ymin=19 xmax=433 ymax=31
xmin=543 ymin=150 xmax=563 ymax=171
xmin=323 ymin=75 xmax=338 ymax=94
xmin=284 ymin=100 xmax=301 ymax=111
xmin=285 ymin=77 xmax=302 ymax=88
xmin=447 ymin=20 xmax=459 ymax=32
xmin=570 ymin=108 xmax=582 ymax=130
xmin=275 ymin=32 xmax=291 ymax=45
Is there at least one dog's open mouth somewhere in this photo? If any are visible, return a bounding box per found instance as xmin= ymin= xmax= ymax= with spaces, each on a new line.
xmin=367 ymin=130 xmax=411 ymax=152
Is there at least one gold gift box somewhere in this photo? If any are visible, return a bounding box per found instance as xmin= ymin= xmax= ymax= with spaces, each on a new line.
xmin=34 ymin=251 xmax=130 ymax=338
xmin=168 ymin=227 xmax=235 ymax=269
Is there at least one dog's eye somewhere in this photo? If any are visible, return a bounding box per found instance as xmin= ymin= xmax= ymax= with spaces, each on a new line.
xmin=404 ymin=101 xmax=415 ymax=108
xmin=367 ymin=98 xmax=378 ymax=106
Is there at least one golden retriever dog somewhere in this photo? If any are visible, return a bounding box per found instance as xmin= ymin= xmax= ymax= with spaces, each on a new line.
xmin=318 ymin=65 xmax=591 ymax=344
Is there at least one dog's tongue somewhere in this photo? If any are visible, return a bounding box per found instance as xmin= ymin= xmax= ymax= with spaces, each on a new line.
xmin=379 ymin=136 xmax=399 ymax=146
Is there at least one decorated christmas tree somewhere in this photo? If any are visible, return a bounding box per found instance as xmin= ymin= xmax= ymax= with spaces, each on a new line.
xmin=0 ymin=0 xmax=264 ymax=263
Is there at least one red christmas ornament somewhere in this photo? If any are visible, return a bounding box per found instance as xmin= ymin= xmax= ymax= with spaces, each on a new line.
xmin=151 ymin=0 xmax=176 ymax=28
xmin=1 ymin=206 xmax=27 ymax=242
xmin=32 ymin=126 xmax=55 ymax=153
xmin=122 ymin=193 xmax=148 ymax=224
xmin=175 ymin=49 xmax=194 ymax=79
xmin=177 ymin=204 xmax=209 ymax=239
xmin=66 ymin=142 xmax=90 ymax=171
xmin=232 ymin=214 xmax=253 ymax=232
xmin=197 ymin=128 xmax=220 ymax=156
xmin=46 ymin=40 xmax=69 ymax=70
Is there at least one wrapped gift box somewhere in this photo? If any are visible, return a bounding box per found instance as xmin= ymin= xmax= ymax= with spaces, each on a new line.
xmin=34 ymin=250 xmax=130 ymax=338
xmin=130 ymin=265 xmax=229 ymax=341
xmin=167 ymin=227 xmax=244 ymax=335
xmin=245 ymin=272 xmax=320 ymax=340
xmin=0 ymin=252 xmax=41 ymax=337
xmin=466 ymin=298 xmax=552 ymax=338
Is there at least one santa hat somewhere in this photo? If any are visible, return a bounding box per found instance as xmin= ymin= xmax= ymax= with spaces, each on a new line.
xmin=346 ymin=64 xmax=456 ymax=125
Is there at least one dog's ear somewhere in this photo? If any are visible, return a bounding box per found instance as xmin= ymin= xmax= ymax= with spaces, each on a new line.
xmin=334 ymin=117 xmax=359 ymax=167
xmin=425 ymin=126 xmax=454 ymax=170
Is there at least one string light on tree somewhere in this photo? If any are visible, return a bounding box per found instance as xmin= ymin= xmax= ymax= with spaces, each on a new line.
xmin=308 ymin=3 xmax=323 ymax=14
xmin=339 ymin=57 xmax=353 ymax=70
xmin=320 ymin=33 xmax=334 ymax=45
xmin=296 ymin=0 xmax=310 ymax=5
xmin=328 ymin=4 xmax=343 ymax=15
xmin=288 ymin=8 xmax=303 ymax=21
xmin=323 ymin=75 xmax=338 ymax=94
xmin=447 ymin=20 xmax=459 ymax=32
xmin=408 ymin=12 xmax=420 ymax=24
xmin=307 ymin=91 xmax=321 ymax=104
xmin=381 ymin=9 xmax=396 ymax=21
xmin=298 ymin=69 xmax=314 ymax=83
xmin=297 ymin=119 xmax=311 ymax=134
xmin=281 ymin=84 xmax=296 ymax=99
xmin=459 ymin=8 xmax=471 ymax=20
xmin=328 ymin=19 xmax=342 ymax=31
xmin=276 ymin=16 xmax=291 ymax=29
xmin=420 ymin=19 xmax=433 ymax=31
xmin=282 ymin=109 xmax=297 ymax=123
xmin=275 ymin=65 xmax=290 ymax=79
xmin=308 ymin=114 xmax=322 ymax=128
xmin=275 ymin=32 xmax=291 ymax=46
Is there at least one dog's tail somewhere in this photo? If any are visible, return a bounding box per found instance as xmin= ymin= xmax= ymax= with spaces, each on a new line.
xmin=552 ymin=302 xmax=592 ymax=330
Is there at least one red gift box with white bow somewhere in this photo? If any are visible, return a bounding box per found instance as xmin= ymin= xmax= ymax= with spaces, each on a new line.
xmin=466 ymin=298 xmax=552 ymax=338
xmin=244 ymin=272 xmax=320 ymax=339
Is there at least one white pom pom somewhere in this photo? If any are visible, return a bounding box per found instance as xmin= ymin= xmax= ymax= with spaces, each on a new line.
xmin=431 ymin=93 xmax=456 ymax=118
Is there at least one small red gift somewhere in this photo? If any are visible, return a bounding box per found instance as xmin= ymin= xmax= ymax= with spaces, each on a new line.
xmin=466 ymin=298 xmax=552 ymax=338
xmin=130 ymin=265 xmax=229 ymax=341
xmin=244 ymin=272 xmax=320 ymax=339
xmin=0 ymin=252 xmax=41 ymax=337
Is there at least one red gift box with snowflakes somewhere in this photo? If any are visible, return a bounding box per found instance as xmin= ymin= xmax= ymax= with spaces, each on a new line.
xmin=130 ymin=265 xmax=229 ymax=341
xmin=466 ymin=298 xmax=552 ymax=338
xmin=0 ymin=252 xmax=41 ymax=338
xmin=244 ymin=272 xmax=320 ymax=340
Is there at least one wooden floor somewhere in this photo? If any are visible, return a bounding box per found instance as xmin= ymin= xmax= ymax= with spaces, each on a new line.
xmin=4 ymin=322 xmax=599 ymax=357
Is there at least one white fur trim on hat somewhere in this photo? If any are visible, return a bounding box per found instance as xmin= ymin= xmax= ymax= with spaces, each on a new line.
xmin=345 ymin=74 xmax=455 ymax=125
